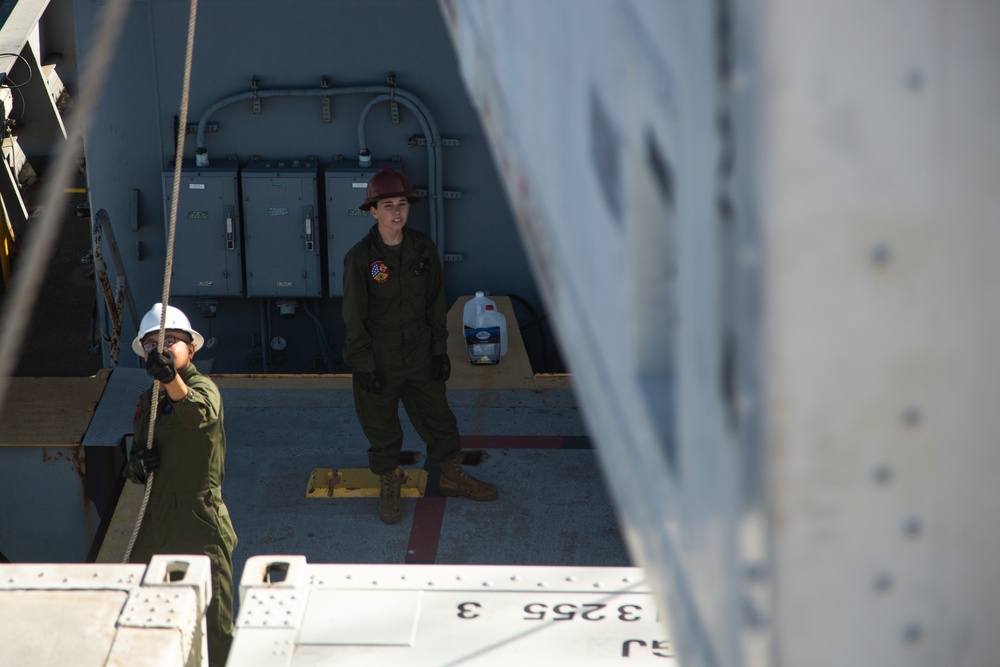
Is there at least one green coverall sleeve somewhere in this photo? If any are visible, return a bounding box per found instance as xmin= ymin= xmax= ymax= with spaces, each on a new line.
xmin=342 ymin=250 xmax=376 ymax=372
xmin=425 ymin=250 xmax=449 ymax=357
xmin=173 ymin=373 xmax=222 ymax=429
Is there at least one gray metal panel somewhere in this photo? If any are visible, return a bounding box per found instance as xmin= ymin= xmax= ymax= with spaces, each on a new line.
xmin=0 ymin=446 xmax=100 ymax=561
xmin=324 ymin=161 xmax=393 ymax=296
xmin=0 ymin=556 xmax=211 ymax=666
xmin=442 ymin=0 xmax=1000 ymax=666
xmin=241 ymin=161 xmax=321 ymax=297
xmin=82 ymin=368 xmax=150 ymax=447
xmin=231 ymin=559 xmax=671 ymax=666
xmin=163 ymin=164 xmax=244 ymax=297
xmin=0 ymin=0 xmax=50 ymax=84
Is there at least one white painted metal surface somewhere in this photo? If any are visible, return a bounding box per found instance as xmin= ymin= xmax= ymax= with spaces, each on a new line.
xmin=439 ymin=0 xmax=1000 ymax=666
xmin=0 ymin=555 xmax=212 ymax=667
xmin=230 ymin=555 xmax=674 ymax=665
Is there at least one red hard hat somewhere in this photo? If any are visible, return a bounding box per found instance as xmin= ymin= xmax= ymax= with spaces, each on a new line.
xmin=358 ymin=167 xmax=421 ymax=211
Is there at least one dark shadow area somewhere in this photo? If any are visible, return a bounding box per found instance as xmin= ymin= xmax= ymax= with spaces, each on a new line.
xmin=7 ymin=168 xmax=103 ymax=377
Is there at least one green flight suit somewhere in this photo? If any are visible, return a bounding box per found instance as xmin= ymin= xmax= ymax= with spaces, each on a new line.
xmin=131 ymin=362 xmax=237 ymax=667
xmin=342 ymin=225 xmax=461 ymax=473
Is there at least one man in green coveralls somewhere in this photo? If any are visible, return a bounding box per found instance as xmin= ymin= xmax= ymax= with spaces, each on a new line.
xmin=343 ymin=167 xmax=498 ymax=524
xmin=126 ymin=303 xmax=238 ymax=667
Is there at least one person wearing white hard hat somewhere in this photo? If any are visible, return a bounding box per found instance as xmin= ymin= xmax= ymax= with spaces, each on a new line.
xmin=126 ymin=303 xmax=238 ymax=667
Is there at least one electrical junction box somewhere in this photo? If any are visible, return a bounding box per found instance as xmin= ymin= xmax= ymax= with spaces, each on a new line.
xmin=241 ymin=160 xmax=322 ymax=297
xmin=162 ymin=163 xmax=243 ymax=296
xmin=324 ymin=161 xmax=395 ymax=297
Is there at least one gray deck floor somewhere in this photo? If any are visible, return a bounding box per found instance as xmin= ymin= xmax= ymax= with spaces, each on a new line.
xmin=220 ymin=384 xmax=632 ymax=611
xmin=83 ymin=367 xmax=631 ymax=616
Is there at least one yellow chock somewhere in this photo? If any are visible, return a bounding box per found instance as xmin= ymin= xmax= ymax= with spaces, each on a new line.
xmin=306 ymin=468 xmax=428 ymax=498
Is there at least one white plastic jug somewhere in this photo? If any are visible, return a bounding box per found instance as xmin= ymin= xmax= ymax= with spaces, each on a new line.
xmin=468 ymin=304 xmax=504 ymax=364
xmin=463 ymin=291 xmax=497 ymax=330
xmin=479 ymin=304 xmax=508 ymax=356
xmin=488 ymin=305 xmax=508 ymax=356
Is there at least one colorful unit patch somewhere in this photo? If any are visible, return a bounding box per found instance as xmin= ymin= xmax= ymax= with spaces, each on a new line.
xmin=369 ymin=260 xmax=390 ymax=283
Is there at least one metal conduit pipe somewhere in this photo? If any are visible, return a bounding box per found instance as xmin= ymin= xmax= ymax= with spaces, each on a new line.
xmin=195 ymin=86 xmax=388 ymax=151
xmin=194 ymin=84 xmax=445 ymax=263
xmin=391 ymin=88 xmax=444 ymax=259
xmin=356 ymin=92 xmax=444 ymax=259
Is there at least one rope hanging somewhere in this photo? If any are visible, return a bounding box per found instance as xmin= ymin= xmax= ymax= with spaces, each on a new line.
xmin=124 ymin=0 xmax=200 ymax=563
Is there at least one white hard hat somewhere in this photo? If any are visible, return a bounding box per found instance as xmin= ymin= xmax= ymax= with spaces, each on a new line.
xmin=131 ymin=303 xmax=204 ymax=356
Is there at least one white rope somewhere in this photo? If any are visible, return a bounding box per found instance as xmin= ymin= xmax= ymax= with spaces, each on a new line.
xmin=123 ymin=0 xmax=199 ymax=563
xmin=0 ymin=0 xmax=131 ymax=409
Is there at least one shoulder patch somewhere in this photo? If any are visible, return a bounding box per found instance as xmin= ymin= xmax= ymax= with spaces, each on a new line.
xmin=369 ymin=260 xmax=390 ymax=283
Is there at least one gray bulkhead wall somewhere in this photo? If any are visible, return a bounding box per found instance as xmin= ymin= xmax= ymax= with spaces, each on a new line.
xmin=72 ymin=0 xmax=539 ymax=373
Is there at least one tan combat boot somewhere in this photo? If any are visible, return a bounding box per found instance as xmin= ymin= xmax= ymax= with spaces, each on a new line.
xmin=379 ymin=469 xmax=402 ymax=524
xmin=439 ymin=459 xmax=498 ymax=501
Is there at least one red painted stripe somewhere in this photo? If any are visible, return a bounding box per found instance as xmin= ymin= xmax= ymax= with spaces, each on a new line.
xmin=460 ymin=435 xmax=564 ymax=449
xmin=405 ymin=496 xmax=447 ymax=564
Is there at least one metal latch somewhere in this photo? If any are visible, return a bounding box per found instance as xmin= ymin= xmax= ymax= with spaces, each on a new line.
xmin=225 ymin=206 xmax=235 ymax=250
xmin=304 ymin=206 xmax=314 ymax=251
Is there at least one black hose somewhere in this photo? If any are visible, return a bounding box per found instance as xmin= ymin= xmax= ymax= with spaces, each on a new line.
xmin=504 ymin=293 xmax=554 ymax=373
xmin=303 ymin=300 xmax=338 ymax=372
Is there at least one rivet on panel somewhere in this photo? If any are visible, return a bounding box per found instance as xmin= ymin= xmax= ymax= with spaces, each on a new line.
xmin=902 ymin=406 xmax=922 ymax=426
xmin=870 ymin=244 xmax=891 ymax=266
xmin=903 ymin=517 xmax=923 ymax=538
xmin=903 ymin=623 xmax=923 ymax=643
xmin=872 ymin=573 xmax=893 ymax=593
xmin=905 ymin=69 xmax=925 ymax=90
xmin=744 ymin=563 xmax=768 ymax=581
xmin=871 ymin=465 xmax=892 ymax=484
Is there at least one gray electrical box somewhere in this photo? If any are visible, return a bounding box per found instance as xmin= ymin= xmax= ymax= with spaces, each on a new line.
xmin=241 ymin=160 xmax=322 ymax=297
xmin=324 ymin=161 xmax=395 ymax=296
xmin=162 ymin=163 xmax=243 ymax=296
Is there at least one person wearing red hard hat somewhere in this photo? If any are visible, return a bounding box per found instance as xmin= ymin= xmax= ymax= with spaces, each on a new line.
xmin=343 ymin=167 xmax=498 ymax=524
xmin=127 ymin=302 xmax=237 ymax=667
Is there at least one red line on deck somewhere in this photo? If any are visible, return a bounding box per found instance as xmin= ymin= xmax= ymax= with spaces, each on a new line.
xmin=461 ymin=435 xmax=564 ymax=449
xmin=405 ymin=496 xmax=447 ymax=564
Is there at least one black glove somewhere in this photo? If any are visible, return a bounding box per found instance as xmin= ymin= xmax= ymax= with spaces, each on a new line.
xmin=431 ymin=354 xmax=451 ymax=382
xmin=126 ymin=442 xmax=160 ymax=484
xmin=356 ymin=369 xmax=384 ymax=394
xmin=145 ymin=349 xmax=177 ymax=384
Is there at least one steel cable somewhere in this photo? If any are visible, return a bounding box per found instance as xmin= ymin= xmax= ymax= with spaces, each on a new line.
xmin=123 ymin=0 xmax=199 ymax=563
